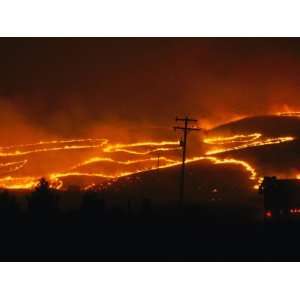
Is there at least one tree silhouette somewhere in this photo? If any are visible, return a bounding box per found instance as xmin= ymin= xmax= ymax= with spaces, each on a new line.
xmin=28 ymin=178 xmax=58 ymax=222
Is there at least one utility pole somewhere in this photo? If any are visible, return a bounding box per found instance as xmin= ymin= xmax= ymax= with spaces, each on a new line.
xmin=173 ymin=116 xmax=201 ymax=206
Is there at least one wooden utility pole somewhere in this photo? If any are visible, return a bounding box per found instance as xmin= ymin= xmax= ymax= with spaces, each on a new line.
xmin=173 ymin=116 xmax=200 ymax=206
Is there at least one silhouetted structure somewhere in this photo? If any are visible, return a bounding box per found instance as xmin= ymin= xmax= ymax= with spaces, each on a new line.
xmin=259 ymin=176 xmax=300 ymax=221
xmin=173 ymin=116 xmax=201 ymax=205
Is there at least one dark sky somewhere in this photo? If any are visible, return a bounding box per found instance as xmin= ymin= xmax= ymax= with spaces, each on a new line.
xmin=1 ymin=38 xmax=300 ymax=142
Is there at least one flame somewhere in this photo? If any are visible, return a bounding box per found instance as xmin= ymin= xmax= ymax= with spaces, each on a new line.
xmin=253 ymin=177 xmax=264 ymax=190
xmin=0 ymin=138 xmax=107 ymax=150
xmin=205 ymin=135 xmax=294 ymax=155
xmin=102 ymin=141 xmax=180 ymax=155
xmin=186 ymin=156 xmax=259 ymax=189
xmin=0 ymin=134 xmax=279 ymax=190
xmin=0 ymin=139 xmax=108 ymax=157
xmin=0 ymin=160 xmax=27 ymax=173
xmin=0 ymin=176 xmax=39 ymax=189
xmin=0 ymin=112 xmax=298 ymax=191
xmin=277 ymin=112 xmax=300 ymax=117
xmin=0 ymin=139 xmax=180 ymax=189
xmin=203 ymin=132 xmax=294 ymax=188
xmin=0 ymin=139 xmax=179 ymax=158
xmin=204 ymin=133 xmax=262 ymax=145
xmin=70 ymin=156 xmax=178 ymax=170
xmin=275 ymin=104 xmax=300 ymax=117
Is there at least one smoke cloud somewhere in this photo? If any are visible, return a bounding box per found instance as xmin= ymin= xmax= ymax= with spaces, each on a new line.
xmin=1 ymin=38 xmax=300 ymax=143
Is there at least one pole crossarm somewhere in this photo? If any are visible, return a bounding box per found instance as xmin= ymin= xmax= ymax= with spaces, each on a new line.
xmin=176 ymin=117 xmax=198 ymax=122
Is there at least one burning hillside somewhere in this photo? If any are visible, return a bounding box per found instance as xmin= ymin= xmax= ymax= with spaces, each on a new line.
xmin=0 ymin=112 xmax=299 ymax=191
xmin=209 ymin=114 xmax=300 ymax=137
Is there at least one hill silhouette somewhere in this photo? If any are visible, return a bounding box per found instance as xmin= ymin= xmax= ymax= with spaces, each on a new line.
xmin=208 ymin=115 xmax=300 ymax=138
xmin=212 ymin=138 xmax=300 ymax=178
xmin=99 ymin=159 xmax=260 ymax=210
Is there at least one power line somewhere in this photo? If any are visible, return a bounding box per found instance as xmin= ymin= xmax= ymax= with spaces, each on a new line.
xmin=173 ymin=116 xmax=201 ymax=206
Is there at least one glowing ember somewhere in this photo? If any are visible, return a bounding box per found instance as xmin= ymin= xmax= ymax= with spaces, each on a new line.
xmin=0 ymin=139 xmax=107 ymax=157
xmin=0 ymin=113 xmax=298 ymax=191
xmin=277 ymin=112 xmax=300 ymax=117
xmin=205 ymin=135 xmax=294 ymax=155
xmin=0 ymin=139 xmax=181 ymax=189
xmin=0 ymin=160 xmax=28 ymax=173
xmin=204 ymin=133 xmax=262 ymax=145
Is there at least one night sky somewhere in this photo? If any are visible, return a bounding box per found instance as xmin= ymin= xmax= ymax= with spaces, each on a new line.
xmin=1 ymin=38 xmax=300 ymax=143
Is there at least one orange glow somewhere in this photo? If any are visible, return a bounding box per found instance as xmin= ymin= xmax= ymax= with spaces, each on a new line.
xmin=0 ymin=112 xmax=299 ymax=191
xmin=200 ymin=114 xmax=247 ymax=130
xmin=204 ymin=133 xmax=262 ymax=145
xmin=0 ymin=139 xmax=181 ymax=189
xmin=277 ymin=112 xmax=300 ymax=117
xmin=254 ymin=177 xmax=264 ymax=190
xmin=70 ymin=156 xmax=178 ymax=170
xmin=0 ymin=135 xmax=263 ymax=190
xmin=0 ymin=160 xmax=27 ymax=173
xmin=0 ymin=176 xmax=41 ymax=190
xmin=0 ymin=139 xmax=180 ymax=158
xmin=103 ymin=141 xmax=180 ymax=155
xmin=203 ymin=131 xmax=296 ymax=189
xmin=276 ymin=106 xmax=300 ymax=117
xmin=203 ymin=131 xmax=297 ymax=189
xmin=0 ymin=139 xmax=107 ymax=157
xmin=205 ymin=135 xmax=294 ymax=155
xmin=0 ymin=138 xmax=106 ymax=150
xmin=0 ymin=153 xmax=260 ymax=191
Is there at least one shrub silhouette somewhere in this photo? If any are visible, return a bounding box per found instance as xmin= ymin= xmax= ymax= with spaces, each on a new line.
xmin=28 ymin=178 xmax=58 ymax=221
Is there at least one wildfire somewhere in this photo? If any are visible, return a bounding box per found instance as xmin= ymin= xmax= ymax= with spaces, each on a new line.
xmin=70 ymin=156 xmax=178 ymax=170
xmin=0 ymin=176 xmax=40 ymax=190
xmin=203 ymin=131 xmax=296 ymax=188
xmin=0 ymin=138 xmax=107 ymax=150
xmin=0 ymin=139 xmax=181 ymax=189
xmin=277 ymin=112 xmax=300 ymax=117
xmin=0 ymin=140 xmax=108 ymax=157
xmin=0 ymin=139 xmax=180 ymax=158
xmin=0 ymin=160 xmax=28 ymax=173
xmin=253 ymin=177 xmax=264 ymax=190
xmin=203 ymin=133 xmax=262 ymax=145
xmin=102 ymin=141 xmax=180 ymax=155
xmin=0 ymin=115 xmax=297 ymax=191
xmin=205 ymin=136 xmax=294 ymax=155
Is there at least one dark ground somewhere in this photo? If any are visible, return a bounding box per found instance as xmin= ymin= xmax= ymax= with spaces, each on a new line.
xmin=0 ymin=205 xmax=299 ymax=262
xmin=0 ymin=178 xmax=298 ymax=261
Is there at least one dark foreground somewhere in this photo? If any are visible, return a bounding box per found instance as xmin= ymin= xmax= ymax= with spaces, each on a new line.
xmin=1 ymin=211 xmax=300 ymax=261
xmin=0 ymin=179 xmax=298 ymax=261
